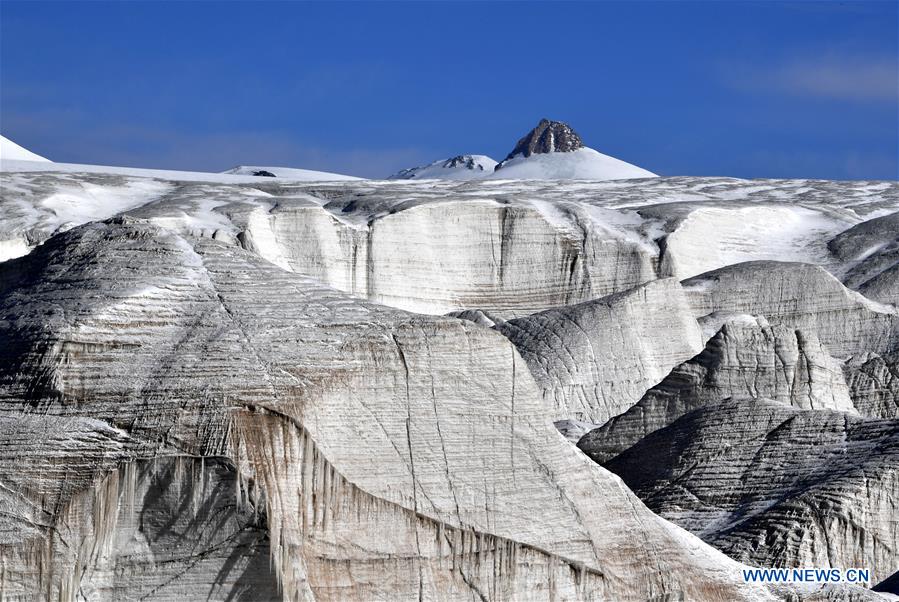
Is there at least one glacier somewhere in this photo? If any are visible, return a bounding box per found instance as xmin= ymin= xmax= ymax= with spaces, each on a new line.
xmin=0 ymin=138 xmax=897 ymax=601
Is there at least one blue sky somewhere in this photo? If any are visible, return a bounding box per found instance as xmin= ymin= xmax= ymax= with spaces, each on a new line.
xmin=1 ymin=1 xmax=896 ymax=179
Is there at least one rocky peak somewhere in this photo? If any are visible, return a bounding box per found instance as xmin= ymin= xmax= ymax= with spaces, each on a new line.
xmin=500 ymin=119 xmax=584 ymax=164
xmin=440 ymin=155 xmax=487 ymax=171
xmin=387 ymin=154 xmax=497 ymax=180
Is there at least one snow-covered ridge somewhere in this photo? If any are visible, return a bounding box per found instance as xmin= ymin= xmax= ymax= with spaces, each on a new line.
xmin=489 ymin=146 xmax=657 ymax=180
xmin=0 ymin=158 xmax=358 ymax=184
xmin=387 ymin=154 xmax=498 ymax=180
xmin=222 ymin=164 xmax=360 ymax=181
xmin=4 ymin=118 xmax=658 ymax=182
xmin=0 ymin=136 xmax=358 ymax=182
xmin=1 ymin=135 xmax=50 ymax=162
xmin=492 ymin=119 xmax=657 ymax=180
xmin=387 ymin=119 xmax=657 ymax=181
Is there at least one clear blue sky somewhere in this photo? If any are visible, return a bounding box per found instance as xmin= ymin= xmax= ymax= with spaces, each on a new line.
xmin=1 ymin=1 xmax=896 ymax=179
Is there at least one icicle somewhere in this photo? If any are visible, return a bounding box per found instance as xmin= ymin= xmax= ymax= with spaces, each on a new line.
xmin=123 ymin=461 xmax=137 ymax=525
xmin=234 ymin=463 xmax=243 ymax=514
xmin=321 ymin=461 xmax=331 ymax=532
xmin=576 ymin=562 xmax=586 ymax=599
xmin=174 ymin=455 xmax=184 ymax=502
xmin=91 ymin=468 xmax=120 ymax=562
xmin=491 ymin=537 xmax=499 ymax=601
xmin=302 ymin=433 xmax=314 ymax=532
xmin=284 ymin=418 xmax=296 ymax=468
xmin=330 ymin=465 xmax=342 ymax=526
xmin=511 ymin=541 xmax=519 ymax=590
xmin=190 ymin=458 xmax=200 ymax=516
xmin=476 ymin=531 xmax=485 ymax=569
xmin=200 ymin=456 xmax=206 ymax=507
xmin=436 ymin=521 xmax=444 ymax=569
xmin=548 ymin=553 xmax=558 ymax=602
xmin=251 ymin=478 xmax=259 ymax=521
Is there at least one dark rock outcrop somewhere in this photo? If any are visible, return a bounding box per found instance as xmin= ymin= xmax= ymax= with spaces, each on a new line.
xmin=496 ymin=118 xmax=584 ymax=168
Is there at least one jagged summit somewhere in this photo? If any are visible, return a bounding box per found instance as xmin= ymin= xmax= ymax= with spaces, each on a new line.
xmin=442 ymin=155 xmax=490 ymax=170
xmin=501 ymin=118 xmax=584 ymax=161
xmin=387 ymin=154 xmax=498 ymax=180
xmin=491 ymin=119 xmax=657 ymax=180
xmin=385 ymin=119 xmax=654 ymax=181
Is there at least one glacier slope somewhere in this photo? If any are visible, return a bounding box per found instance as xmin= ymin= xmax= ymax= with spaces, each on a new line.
xmin=603 ymin=398 xmax=899 ymax=586
xmin=578 ymin=314 xmax=862 ymax=464
xmin=0 ymin=218 xmax=804 ymax=601
xmin=0 ymin=164 xmax=896 ymax=600
xmin=489 ymin=146 xmax=657 ymax=180
xmin=2 ymin=169 xmax=896 ymax=316
xmin=0 ymin=135 xmax=50 ymax=162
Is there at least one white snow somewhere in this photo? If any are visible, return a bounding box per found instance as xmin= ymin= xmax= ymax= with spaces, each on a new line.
xmin=1 ymin=158 xmax=358 ymax=184
xmin=525 ymin=198 xmax=580 ymax=233
xmin=144 ymin=196 xmax=240 ymax=242
xmin=664 ymin=205 xmax=853 ymax=279
xmin=490 ymin=147 xmax=656 ymax=181
xmin=389 ymin=155 xmax=499 ymax=180
xmin=0 ymin=237 xmax=31 ymax=263
xmin=40 ymin=180 xmax=171 ymax=228
xmin=222 ymin=165 xmax=360 ymax=181
xmin=0 ymin=174 xmax=173 ymax=261
xmin=581 ymin=204 xmax=667 ymax=254
xmin=0 ymin=135 xmax=50 ymax=162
